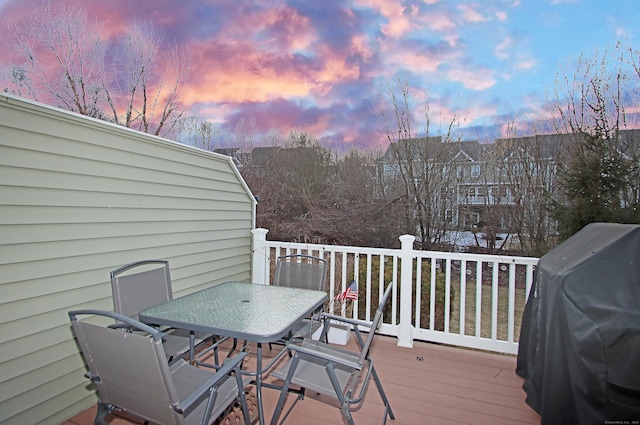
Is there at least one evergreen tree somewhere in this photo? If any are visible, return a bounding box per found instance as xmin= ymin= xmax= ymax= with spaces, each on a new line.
xmin=552 ymin=131 xmax=640 ymax=239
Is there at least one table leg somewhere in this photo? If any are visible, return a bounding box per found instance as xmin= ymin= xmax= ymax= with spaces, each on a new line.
xmin=189 ymin=332 xmax=195 ymax=363
xmin=256 ymin=342 xmax=265 ymax=425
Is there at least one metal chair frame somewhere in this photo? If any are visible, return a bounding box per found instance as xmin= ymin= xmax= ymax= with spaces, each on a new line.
xmin=270 ymin=283 xmax=395 ymax=425
xmin=269 ymin=255 xmax=329 ymax=352
xmin=69 ymin=309 xmax=250 ymax=425
xmin=110 ymin=259 xmax=221 ymax=365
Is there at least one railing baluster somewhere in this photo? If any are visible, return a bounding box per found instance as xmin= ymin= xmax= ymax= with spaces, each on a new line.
xmin=491 ymin=261 xmax=499 ymax=341
xmin=415 ymin=257 xmax=422 ymax=330
xmin=460 ymin=259 xmax=467 ymax=336
xmin=392 ymin=254 xmax=399 ymax=327
xmin=329 ymin=250 xmax=336 ymax=313
xmin=508 ymin=262 xmax=516 ymax=343
xmin=430 ymin=257 xmax=437 ymax=331
xmin=444 ymin=258 xmax=452 ymax=333
xmin=475 ymin=261 xmax=482 ymax=338
xmin=365 ymin=253 xmax=372 ymax=322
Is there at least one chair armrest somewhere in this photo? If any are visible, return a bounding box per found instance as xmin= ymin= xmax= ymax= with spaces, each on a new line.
xmin=108 ymin=322 xmax=173 ymax=339
xmin=288 ymin=342 xmax=362 ymax=370
xmin=320 ymin=313 xmax=372 ymax=330
xmin=175 ymin=351 xmax=248 ymax=415
xmin=107 ymin=322 xmax=131 ymax=330
xmin=69 ymin=309 xmax=163 ymax=341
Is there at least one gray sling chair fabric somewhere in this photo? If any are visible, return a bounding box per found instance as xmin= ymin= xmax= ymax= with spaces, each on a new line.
xmin=269 ymin=254 xmax=329 ymax=350
xmin=270 ymin=282 xmax=395 ymax=425
xmin=110 ymin=260 xmax=222 ymax=364
xmin=68 ymin=309 xmax=251 ymax=425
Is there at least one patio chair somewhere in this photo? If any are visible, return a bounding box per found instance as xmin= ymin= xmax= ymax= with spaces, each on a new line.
xmin=110 ymin=260 xmax=217 ymax=364
xmin=68 ymin=309 xmax=251 ymax=425
xmin=269 ymin=282 xmax=395 ymax=425
xmin=270 ymin=254 xmax=328 ymax=348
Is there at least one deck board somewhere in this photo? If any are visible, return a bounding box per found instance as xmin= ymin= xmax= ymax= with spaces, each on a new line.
xmin=63 ymin=335 xmax=540 ymax=425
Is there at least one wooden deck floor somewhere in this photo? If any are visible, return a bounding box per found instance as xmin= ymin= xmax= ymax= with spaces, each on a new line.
xmin=63 ymin=336 xmax=540 ymax=425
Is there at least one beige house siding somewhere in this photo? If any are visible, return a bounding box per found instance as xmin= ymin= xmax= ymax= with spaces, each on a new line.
xmin=0 ymin=94 xmax=256 ymax=425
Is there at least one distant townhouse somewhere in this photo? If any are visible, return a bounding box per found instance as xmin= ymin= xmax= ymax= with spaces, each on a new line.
xmin=377 ymin=133 xmax=572 ymax=232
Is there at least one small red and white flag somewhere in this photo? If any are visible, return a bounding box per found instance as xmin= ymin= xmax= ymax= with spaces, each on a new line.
xmin=335 ymin=280 xmax=358 ymax=301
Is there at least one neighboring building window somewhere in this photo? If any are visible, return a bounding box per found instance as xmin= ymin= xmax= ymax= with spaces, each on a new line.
xmin=463 ymin=187 xmax=472 ymax=198
xmin=383 ymin=164 xmax=397 ymax=176
xmin=441 ymin=186 xmax=456 ymax=198
xmin=471 ymin=164 xmax=480 ymax=178
xmin=444 ymin=209 xmax=454 ymax=223
xmin=463 ymin=212 xmax=481 ymax=227
xmin=500 ymin=214 xmax=512 ymax=229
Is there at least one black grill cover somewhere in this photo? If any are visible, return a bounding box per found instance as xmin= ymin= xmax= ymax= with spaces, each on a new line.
xmin=517 ymin=223 xmax=640 ymax=425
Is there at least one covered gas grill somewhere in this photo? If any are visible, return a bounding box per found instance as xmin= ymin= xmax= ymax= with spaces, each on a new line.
xmin=517 ymin=222 xmax=640 ymax=424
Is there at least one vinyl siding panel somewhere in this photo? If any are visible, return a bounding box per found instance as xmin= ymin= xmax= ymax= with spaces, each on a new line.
xmin=0 ymin=95 xmax=256 ymax=425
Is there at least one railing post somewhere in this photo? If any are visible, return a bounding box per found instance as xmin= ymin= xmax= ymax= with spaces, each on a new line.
xmin=251 ymin=228 xmax=269 ymax=285
xmin=397 ymin=234 xmax=416 ymax=348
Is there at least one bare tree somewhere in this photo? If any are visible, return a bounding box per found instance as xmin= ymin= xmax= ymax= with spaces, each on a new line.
xmin=175 ymin=116 xmax=218 ymax=151
xmin=240 ymin=132 xmax=391 ymax=247
xmin=459 ymin=142 xmax=513 ymax=255
xmin=242 ymin=132 xmax=331 ymax=242
xmin=233 ymin=117 xmax=257 ymax=153
xmin=321 ymin=148 xmax=397 ymax=247
xmin=376 ymin=77 xmax=462 ymax=249
xmin=7 ymin=4 xmax=106 ymax=117
xmin=1 ymin=65 xmax=36 ymax=98
xmin=104 ymin=21 xmax=189 ymax=136
xmin=493 ymin=123 xmax=565 ymax=256
xmin=3 ymin=5 xmax=189 ymax=137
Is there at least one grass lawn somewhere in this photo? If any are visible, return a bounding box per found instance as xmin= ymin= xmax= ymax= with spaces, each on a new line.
xmin=448 ymin=282 xmax=528 ymax=342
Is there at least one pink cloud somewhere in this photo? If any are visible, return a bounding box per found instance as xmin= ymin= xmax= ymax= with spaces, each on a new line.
xmin=447 ymin=66 xmax=496 ymax=90
xmin=495 ymin=10 xmax=508 ymax=21
xmin=384 ymin=47 xmax=444 ymax=73
xmin=183 ymin=65 xmax=315 ymax=104
xmin=457 ymin=4 xmax=487 ymax=23
xmin=350 ymin=34 xmax=374 ymax=61
xmin=180 ymin=30 xmax=363 ymax=105
xmin=517 ymin=58 xmax=537 ymax=70
xmin=422 ymin=10 xmax=457 ymax=31
xmin=495 ymin=36 xmax=513 ymax=60
xmin=466 ymin=102 xmax=499 ymax=124
xmin=293 ymin=114 xmax=332 ymax=138
xmin=219 ymin=6 xmax=316 ymax=53
xmin=354 ymin=0 xmax=414 ymax=37
xmin=311 ymin=46 xmax=362 ymax=95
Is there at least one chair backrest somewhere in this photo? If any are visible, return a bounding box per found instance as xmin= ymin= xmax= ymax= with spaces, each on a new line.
xmin=357 ymin=282 xmax=393 ymax=365
xmin=110 ymin=260 xmax=172 ymax=320
xmin=69 ymin=309 xmax=185 ymax=425
xmin=273 ymin=254 xmax=328 ymax=291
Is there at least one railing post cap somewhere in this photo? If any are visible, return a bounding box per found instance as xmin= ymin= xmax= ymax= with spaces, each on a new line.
xmin=399 ymin=234 xmax=416 ymax=243
xmin=252 ymin=228 xmax=269 ymax=239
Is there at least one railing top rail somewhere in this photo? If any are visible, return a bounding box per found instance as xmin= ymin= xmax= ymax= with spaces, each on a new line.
xmin=262 ymin=239 xmax=539 ymax=265
xmin=413 ymin=250 xmax=539 ymax=264
xmin=262 ymin=240 xmax=398 ymax=256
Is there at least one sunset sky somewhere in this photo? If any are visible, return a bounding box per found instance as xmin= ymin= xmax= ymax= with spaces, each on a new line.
xmin=1 ymin=0 xmax=639 ymax=150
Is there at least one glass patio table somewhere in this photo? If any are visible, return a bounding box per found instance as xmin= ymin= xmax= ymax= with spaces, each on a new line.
xmin=138 ymin=281 xmax=327 ymax=425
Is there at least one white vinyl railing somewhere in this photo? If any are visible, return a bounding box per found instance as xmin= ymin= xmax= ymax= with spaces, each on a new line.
xmin=252 ymin=228 xmax=538 ymax=355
